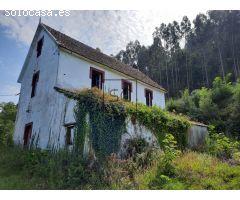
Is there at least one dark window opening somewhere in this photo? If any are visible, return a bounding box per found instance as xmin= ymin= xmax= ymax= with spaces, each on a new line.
xmin=23 ymin=122 xmax=33 ymax=147
xmin=145 ymin=89 xmax=153 ymax=106
xmin=31 ymin=71 xmax=40 ymax=98
xmin=37 ymin=36 xmax=44 ymax=58
xmin=90 ymin=67 xmax=105 ymax=89
xmin=122 ymin=80 xmax=132 ymax=101
xmin=65 ymin=124 xmax=74 ymax=146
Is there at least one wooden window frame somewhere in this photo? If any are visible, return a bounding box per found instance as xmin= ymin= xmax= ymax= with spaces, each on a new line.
xmin=145 ymin=88 xmax=153 ymax=107
xmin=89 ymin=67 xmax=105 ymax=89
xmin=122 ymin=79 xmax=132 ymax=101
xmin=64 ymin=123 xmax=75 ymax=146
xmin=37 ymin=36 xmax=44 ymax=58
xmin=23 ymin=122 xmax=33 ymax=147
xmin=31 ymin=71 xmax=40 ymax=98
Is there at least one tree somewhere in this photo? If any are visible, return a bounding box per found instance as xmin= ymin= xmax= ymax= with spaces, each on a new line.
xmin=115 ymin=40 xmax=142 ymax=69
xmin=181 ymin=16 xmax=191 ymax=89
xmin=0 ymin=102 xmax=17 ymax=146
xmin=115 ymin=10 xmax=240 ymax=99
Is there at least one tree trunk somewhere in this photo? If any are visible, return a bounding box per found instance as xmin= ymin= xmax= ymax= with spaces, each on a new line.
xmin=203 ymin=51 xmax=209 ymax=86
xmin=217 ymin=43 xmax=225 ymax=80
xmin=166 ymin=58 xmax=169 ymax=97
xmin=231 ymin=33 xmax=238 ymax=79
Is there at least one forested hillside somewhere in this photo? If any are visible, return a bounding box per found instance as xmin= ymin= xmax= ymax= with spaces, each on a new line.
xmin=115 ymin=10 xmax=240 ymax=97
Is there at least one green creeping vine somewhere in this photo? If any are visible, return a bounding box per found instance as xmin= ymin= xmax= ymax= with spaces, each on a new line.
xmin=56 ymin=87 xmax=127 ymax=161
xmin=127 ymin=103 xmax=190 ymax=150
xmin=55 ymin=87 xmax=191 ymax=161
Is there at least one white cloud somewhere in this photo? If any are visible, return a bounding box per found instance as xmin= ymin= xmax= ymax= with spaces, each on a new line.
xmin=0 ymin=10 xmax=207 ymax=55
xmin=0 ymin=84 xmax=20 ymax=103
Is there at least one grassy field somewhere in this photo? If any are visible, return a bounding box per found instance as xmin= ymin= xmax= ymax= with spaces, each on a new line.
xmin=0 ymin=146 xmax=240 ymax=190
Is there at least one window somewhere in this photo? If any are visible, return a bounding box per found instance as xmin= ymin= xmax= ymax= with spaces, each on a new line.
xmin=122 ymin=80 xmax=132 ymax=101
xmin=31 ymin=71 xmax=40 ymax=98
xmin=90 ymin=67 xmax=105 ymax=89
xmin=23 ymin=122 xmax=33 ymax=147
xmin=145 ymin=89 xmax=153 ymax=107
xmin=65 ymin=124 xmax=75 ymax=146
xmin=37 ymin=36 xmax=44 ymax=57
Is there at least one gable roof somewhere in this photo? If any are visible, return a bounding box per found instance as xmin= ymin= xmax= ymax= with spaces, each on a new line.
xmin=41 ymin=23 xmax=166 ymax=92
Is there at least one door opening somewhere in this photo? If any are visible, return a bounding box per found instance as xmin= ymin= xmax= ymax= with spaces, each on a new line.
xmin=23 ymin=123 xmax=33 ymax=147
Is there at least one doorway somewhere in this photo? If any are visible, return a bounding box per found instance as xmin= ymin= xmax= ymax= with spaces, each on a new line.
xmin=23 ymin=122 xmax=33 ymax=147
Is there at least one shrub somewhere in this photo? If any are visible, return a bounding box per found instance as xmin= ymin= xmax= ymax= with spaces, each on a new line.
xmin=206 ymin=126 xmax=239 ymax=159
xmin=0 ymin=102 xmax=17 ymax=146
xmin=160 ymin=133 xmax=180 ymax=175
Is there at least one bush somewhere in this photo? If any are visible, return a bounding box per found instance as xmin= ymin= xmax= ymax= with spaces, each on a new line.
xmin=166 ymin=75 xmax=240 ymax=138
xmin=0 ymin=102 xmax=17 ymax=146
xmin=160 ymin=133 xmax=180 ymax=175
xmin=206 ymin=126 xmax=239 ymax=159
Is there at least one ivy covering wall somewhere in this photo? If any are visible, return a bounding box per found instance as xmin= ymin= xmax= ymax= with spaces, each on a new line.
xmin=55 ymin=87 xmax=191 ymax=161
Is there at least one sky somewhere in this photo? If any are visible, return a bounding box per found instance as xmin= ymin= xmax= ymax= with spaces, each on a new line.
xmin=0 ymin=10 xmax=207 ymax=103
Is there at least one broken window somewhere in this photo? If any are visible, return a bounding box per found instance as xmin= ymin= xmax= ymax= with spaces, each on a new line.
xmin=122 ymin=80 xmax=132 ymax=101
xmin=65 ymin=124 xmax=75 ymax=146
xmin=23 ymin=122 xmax=33 ymax=147
xmin=90 ymin=67 xmax=105 ymax=89
xmin=37 ymin=36 xmax=44 ymax=58
xmin=31 ymin=71 xmax=40 ymax=98
xmin=145 ymin=89 xmax=153 ymax=107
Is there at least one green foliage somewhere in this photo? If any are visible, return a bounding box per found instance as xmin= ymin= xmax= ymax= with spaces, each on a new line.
xmin=173 ymin=152 xmax=240 ymax=189
xmin=115 ymin=11 xmax=240 ymax=98
xmin=57 ymin=87 xmax=127 ymax=161
xmin=167 ymin=75 xmax=240 ymax=138
xmin=124 ymin=138 xmax=149 ymax=159
xmin=161 ymin=133 xmax=180 ymax=175
xmin=205 ymin=126 xmax=239 ymax=159
xmin=1 ymin=145 xmax=240 ymax=189
xmin=56 ymin=87 xmax=191 ymax=161
xmin=0 ymin=102 xmax=17 ymax=146
xmin=127 ymin=103 xmax=190 ymax=149
xmin=135 ymin=151 xmax=240 ymax=190
xmin=0 ymin=145 xmax=109 ymax=189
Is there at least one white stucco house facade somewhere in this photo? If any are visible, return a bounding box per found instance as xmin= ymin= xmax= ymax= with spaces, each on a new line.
xmin=13 ymin=23 xmax=166 ymax=149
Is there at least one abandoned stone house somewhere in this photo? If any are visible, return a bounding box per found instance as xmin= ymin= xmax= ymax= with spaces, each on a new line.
xmin=13 ymin=22 xmax=169 ymax=149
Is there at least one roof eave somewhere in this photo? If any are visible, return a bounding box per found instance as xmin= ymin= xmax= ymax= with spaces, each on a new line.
xmin=58 ymin=46 xmax=166 ymax=93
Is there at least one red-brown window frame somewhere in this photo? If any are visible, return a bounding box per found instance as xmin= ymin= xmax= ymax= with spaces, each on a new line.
xmin=122 ymin=79 xmax=132 ymax=101
xmin=89 ymin=67 xmax=105 ymax=89
xmin=145 ymin=88 xmax=153 ymax=106
xmin=23 ymin=122 xmax=33 ymax=147
xmin=31 ymin=71 xmax=40 ymax=98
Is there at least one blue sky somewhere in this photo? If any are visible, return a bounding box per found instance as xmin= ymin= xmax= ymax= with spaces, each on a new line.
xmin=0 ymin=10 xmax=206 ymax=103
xmin=0 ymin=26 xmax=27 ymax=103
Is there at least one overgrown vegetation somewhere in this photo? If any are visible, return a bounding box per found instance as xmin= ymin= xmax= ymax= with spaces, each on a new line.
xmin=56 ymin=87 xmax=190 ymax=160
xmin=1 ymin=135 xmax=240 ymax=189
xmin=0 ymin=102 xmax=17 ymax=146
xmin=0 ymin=86 xmax=240 ymax=189
xmin=127 ymin=103 xmax=190 ymax=149
xmin=167 ymin=75 xmax=240 ymax=138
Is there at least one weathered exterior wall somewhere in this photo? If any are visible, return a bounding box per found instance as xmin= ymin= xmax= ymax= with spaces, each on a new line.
xmin=13 ymin=27 xmax=206 ymax=150
xmin=187 ymin=124 xmax=208 ymax=148
xmin=119 ymin=118 xmax=159 ymax=157
xmin=13 ymin=28 xmax=62 ymax=148
xmin=14 ymin=26 xmax=165 ymax=149
xmin=56 ymin=50 xmax=165 ymax=108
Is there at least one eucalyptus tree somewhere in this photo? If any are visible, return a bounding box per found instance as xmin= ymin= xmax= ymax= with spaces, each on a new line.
xmin=115 ymin=40 xmax=142 ymax=68
xmin=181 ymin=16 xmax=192 ymax=90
